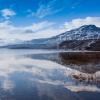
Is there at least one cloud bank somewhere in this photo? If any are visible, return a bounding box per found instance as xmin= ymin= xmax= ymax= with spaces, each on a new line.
xmin=0 ymin=17 xmax=100 ymax=45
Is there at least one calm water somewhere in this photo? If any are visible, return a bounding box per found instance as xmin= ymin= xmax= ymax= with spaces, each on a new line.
xmin=0 ymin=49 xmax=100 ymax=100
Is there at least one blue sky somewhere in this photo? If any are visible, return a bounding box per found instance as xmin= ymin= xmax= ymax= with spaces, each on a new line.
xmin=0 ymin=0 xmax=100 ymax=44
xmin=0 ymin=0 xmax=100 ymax=25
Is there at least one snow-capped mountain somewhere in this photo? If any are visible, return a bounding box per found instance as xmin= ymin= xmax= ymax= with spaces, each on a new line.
xmin=57 ymin=25 xmax=100 ymax=40
xmin=2 ymin=25 xmax=100 ymax=50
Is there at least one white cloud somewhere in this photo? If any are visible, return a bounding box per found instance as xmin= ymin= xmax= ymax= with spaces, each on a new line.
xmin=64 ymin=17 xmax=100 ymax=31
xmin=0 ymin=21 xmax=60 ymax=45
xmin=26 ymin=21 xmax=54 ymax=32
xmin=31 ymin=0 xmax=63 ymax=18
xmin=0 ymin=8 xmax=16 ymax=19
xmin=32 ymin=27 xmax=64 ymax=39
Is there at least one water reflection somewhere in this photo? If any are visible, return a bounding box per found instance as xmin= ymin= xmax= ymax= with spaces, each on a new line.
xmin=0 ymin=49 xmax=99 ymax=100
xmin=59 ymin=52 xmax=100 ymax=73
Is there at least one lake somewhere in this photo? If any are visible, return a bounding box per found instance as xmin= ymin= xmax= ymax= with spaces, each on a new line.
xmin=0 ymin=49 xmax=100 ymax=100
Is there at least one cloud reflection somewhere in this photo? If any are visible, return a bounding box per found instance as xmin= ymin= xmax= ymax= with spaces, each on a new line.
xmin=0 ymin=52 xmax=99 ymax=93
